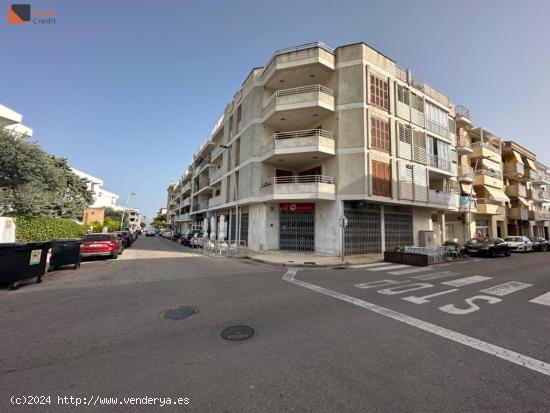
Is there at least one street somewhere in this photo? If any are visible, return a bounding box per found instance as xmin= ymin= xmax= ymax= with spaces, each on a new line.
xmin=1 ymin=236 xmax=550 ymax=412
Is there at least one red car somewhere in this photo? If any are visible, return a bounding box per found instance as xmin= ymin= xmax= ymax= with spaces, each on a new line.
xmin=81 ymin=233 xmax=123 ymax=259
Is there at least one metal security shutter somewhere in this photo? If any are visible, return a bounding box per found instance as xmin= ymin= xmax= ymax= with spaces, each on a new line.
xmin=344 ymin=203 xmax=381 ymax=255
xmin=230 ymin=212 xmax=249 ymax=243
xmin=279 ymin=211 xmax=314 ymax=251
xmin=384 ymin=210 xmax=413 ymax=251
xmin=414 ymin=165 xmax=428 ymax=202
xmin=398 ymin=124 xmax=412 ymax=160
xmin=399 ymin=161 xmax=414 ymax=201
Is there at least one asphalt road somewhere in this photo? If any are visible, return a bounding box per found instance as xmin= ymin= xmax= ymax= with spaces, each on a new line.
xmin=1 ymin=236 xmax=550 ymax=412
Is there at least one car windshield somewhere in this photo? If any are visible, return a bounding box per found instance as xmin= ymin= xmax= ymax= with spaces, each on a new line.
xmin=468 ymin=238 xmax=493 ymax=244
xmin=505 ymin=237 xmax=523 ymax=242
xmin=85 ymin=234 xmax=111 ymax=241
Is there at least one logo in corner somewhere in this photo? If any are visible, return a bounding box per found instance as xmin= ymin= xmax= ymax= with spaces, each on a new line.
xmin=8 ymin=4 xmax=31 ymax=24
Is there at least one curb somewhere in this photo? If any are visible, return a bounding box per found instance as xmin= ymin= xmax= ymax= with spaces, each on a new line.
xmin=244 ymin=256 xmax=374 ymax=268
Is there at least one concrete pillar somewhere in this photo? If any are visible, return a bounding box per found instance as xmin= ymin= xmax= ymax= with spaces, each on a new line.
xmin=380 ymin=204 xmax=385 ymax=252
xmin=439 ymin=211 xmax=446 ymax=244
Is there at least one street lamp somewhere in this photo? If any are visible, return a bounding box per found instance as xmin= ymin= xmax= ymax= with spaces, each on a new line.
xmin=467 ymin=156 xmax=489 ymax=240
xmin=119 ymin=192 xmax=136 ymax=231
xmin=219 ymin=144 xmax=239 ymax=253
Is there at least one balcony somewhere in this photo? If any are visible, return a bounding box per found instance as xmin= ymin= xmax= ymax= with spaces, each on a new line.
xmin=262 ymin=42 xmax=335 ymax=90
xmin=181 ymin=182 xmax=192 ymax=195
xmin=182 ymin=197 xmax=191 ymax=207
xmin=459 ymin=196 xmax=476 ymax=212
xmin=503 ymin=162 xmax=525 ymax=179
xmin=263 ymin=129 xmax=335 ymax=166
xmin=509 ymin=207 xmax=529 ymax=220
xmin=458 ymin=165 xmax=473 ymax=182
xmin=505 ymin=184 xmax=527 ymax=198
xmin=471 ymin=141 xmax=501 ymax=159
xmin=210 ymin=166 xmax=224 ymax=183
xmin=474 ymin=169 xmax=503 ymax=189
xmin=455 ymin=105 xmax=471 ymax=123
xmin=528 ymin=210 xmax=549 ymax=221
xmin=456 ymin=135 xmax=472 ymax=154
xmin=194 ymin=182 xmax=212 ymax=196
xmin=428 ymin=190 xmax=458 ymax=208
xmin=527 ymin=188 xmax=541 ymax=202
xmin=476 ymin=198 xmax=505 ymax=215
xmin=263 ymin=85 xmax=335 ymax=130
xmin=260 ymin=175 xmax=335 ymax=201
xmin=208 ymin=195 xmax=224 ymax=208
xmin=211 ymin=145 xmax=225 ymax=161
xmin=194 ymin=156 xmax=213 ymax=176
xmin=533 ymin=172 xmax=550 ymax=185
xmin=427 ymin=154 xmax=455 ymax=175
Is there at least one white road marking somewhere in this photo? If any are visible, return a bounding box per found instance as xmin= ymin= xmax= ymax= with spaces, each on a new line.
xmin=439 ymin=295 xmax=501 ymax=315
xmin=480 ymin=281 xmax=532 ymax=296
xmin=442 ymin=276 xmax=492 ymax=287
xmin=355 ymin=279 xmax=405 ymax=289
xmin=368 ymin=264 xmax=410 ymax=271
xmin=389 ymin=266 xmax=433 ymax=275
xmin=412 ymin=271 xmax=461 ymax=281
xmin=349 ymin=262 xmax=389 ymax=269
xmin=378 ymin=283 xmax=433 ymax=295
xmin=529 ymin=291 xmax=550 ymax=307
xmin=402 ymin=289 xmax=459 ymax=304
xmin=454 ymin=259 xmax=480 ymax=265
xmin=281 ymin=269 xmax=550 ymax=377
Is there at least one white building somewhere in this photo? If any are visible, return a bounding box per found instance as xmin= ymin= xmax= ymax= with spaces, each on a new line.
xmin=71 ymin=168 xmax=120 ymax=209
xmin=0 ymin=103 xmax=33 ymax=137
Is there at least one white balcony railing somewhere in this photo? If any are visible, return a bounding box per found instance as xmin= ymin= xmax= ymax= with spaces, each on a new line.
xmin=261 ymin=175 xmax=334 ymax=188
xmin=276 ymin=84 xmax=334 ymax=98
xmin=210 ymin=167 xmax=224 ymax=182
xmin=274 ymin=129 xmax=333 ymax=140
xmin=428 ymin=190 xmax=458 ymax=206
xmin=208 ymin=195 xmax=224 ymax=208
xmin=455 ymin=105 xmax=471 ymax=119
xmin=427 ymin=154 xmax=452 ymax=172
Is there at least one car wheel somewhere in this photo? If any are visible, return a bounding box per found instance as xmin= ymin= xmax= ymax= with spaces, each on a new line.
xmin=111 ymin=253 xmax=119 ymax=259
xmin=505 ymin=249 xmax=511 ymax=257
xmin=490 ymin=248 xmax=497 ymax=258
xmin=8 ymin=281 xmax=20 ymax=290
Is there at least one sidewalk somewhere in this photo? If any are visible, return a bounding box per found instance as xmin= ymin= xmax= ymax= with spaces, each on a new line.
xmin=245 ymin=250 xmax=383 ymax=267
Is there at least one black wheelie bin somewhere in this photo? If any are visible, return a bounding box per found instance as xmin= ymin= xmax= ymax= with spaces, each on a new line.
xmin=48 ymin=238 xmax=83 ymax=271
xmin=0 ymin=242 xmax=50 ymax=290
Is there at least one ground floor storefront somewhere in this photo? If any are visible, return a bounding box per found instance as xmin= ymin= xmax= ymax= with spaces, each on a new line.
xmin=444 ymin=212 xmax=507 ymax=244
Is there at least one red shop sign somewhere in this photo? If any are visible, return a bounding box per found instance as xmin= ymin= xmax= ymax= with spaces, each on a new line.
xmin=279 ymin=203 xmax=315 ymax=212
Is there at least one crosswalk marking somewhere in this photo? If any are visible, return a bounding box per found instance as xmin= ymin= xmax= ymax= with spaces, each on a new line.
xmin=412 ymin=271 xmax=461 ymax=281
xmin=402 ymin=289 xmax=459 ymax=304
xmin=480 ymin=282 xmax=532 ymax=296
xmin=389 ymin=266 xmax=433 ymax=275
xmin=442 ymin=276 xmax=492 ymax=287
xmin=349 ymin=262 xmax=389 ymax=269
xmin=367 ymin=264 xmax=410 ymax=271
xmin=529 ymin=292 xmax=550 ymax=307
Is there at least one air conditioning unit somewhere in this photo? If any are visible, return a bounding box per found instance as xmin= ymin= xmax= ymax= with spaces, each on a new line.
xmin=418 ymin=230 xmax=435 ymax=247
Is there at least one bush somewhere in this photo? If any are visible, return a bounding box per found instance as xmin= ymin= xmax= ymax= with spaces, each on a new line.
xmin=14 ymin=215 xmax=87 ymax=242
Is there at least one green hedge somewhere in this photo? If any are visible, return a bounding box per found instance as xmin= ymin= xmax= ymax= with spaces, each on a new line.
xmin=14 ymin=215 xmax=87 ymax=242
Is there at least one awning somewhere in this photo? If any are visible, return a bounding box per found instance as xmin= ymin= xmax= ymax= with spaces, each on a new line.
xmin=460 ymin=183 xmax=472 ymax=194
xmin=517 ymin=197 xmax=529 ymax=207
xmin=481 ymin=158 xmax=501 ymax=170
xmin=512 ymin=151 xmax=524 ymax=164
xmin=484 ymin=186 xmax=510 ymax=203
xmin=525 ymin=157 xmax=537 ymax=170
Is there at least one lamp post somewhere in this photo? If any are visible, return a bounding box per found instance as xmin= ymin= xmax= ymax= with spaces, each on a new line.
xmin=220 ymin=144 xmax=239 ymax=254
xmin=119 ymin=192 xmax=136 ymax=231
xmin=467 ymin=156 xmax=489 ymax=240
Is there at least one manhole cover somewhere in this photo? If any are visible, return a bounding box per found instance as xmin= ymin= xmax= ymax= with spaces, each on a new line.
xmin=221 ymin=325 xmax=255 ymax=342
xmin=161 ymin=306 xmax=196 ymax=320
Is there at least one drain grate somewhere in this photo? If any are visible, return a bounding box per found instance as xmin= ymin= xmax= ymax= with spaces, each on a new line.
xmin=221 ymin=325 xmax=255 ymax=342
xmin=161 ymin=306 xmax=196 ymax=320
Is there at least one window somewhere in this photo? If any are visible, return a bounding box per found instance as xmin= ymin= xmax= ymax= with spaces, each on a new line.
xmin=411 ymin=93 xmax=424 ymax=112
xmin=425 ymin=101 xmax=449 ymax=128
xmin=370 ymin=74 xmax=389 ymax=110
xmin=371 ymin=117 xmax=390 ymax=153
xmin=372 ymin=160 xmax=391 ymax=197
xmin=475 ymin=220 xmax=489 ymax=238
xmin=399 ymin=124 xmax=412 ymax=144
xmin=397 ymin=85 xmax=410 ymax=105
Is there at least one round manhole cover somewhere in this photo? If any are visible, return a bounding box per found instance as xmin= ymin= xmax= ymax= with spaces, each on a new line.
xmin=161 ymin=306 xmax=196 ymax=320
xmin=221 ymin=325 xmax=255 ymax=342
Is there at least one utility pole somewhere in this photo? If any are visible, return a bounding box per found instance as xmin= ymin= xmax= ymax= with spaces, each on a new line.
xmin=119 ymin=192 xmax=135 ymax=231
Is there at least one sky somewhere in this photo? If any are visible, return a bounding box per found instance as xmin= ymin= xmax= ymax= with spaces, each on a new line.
xmin=2 ymin=0 xmax=550 ymax=221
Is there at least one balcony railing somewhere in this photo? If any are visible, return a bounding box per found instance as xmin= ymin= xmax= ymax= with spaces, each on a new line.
xmin=208 ymin=195 xmax=224 ymax=208
xmin=261 ymin=175 xmax=334 ymax=188
xmin=428 ymin=190 xmax=457 ymax=206
xmin=425 ymin=119 xmax=449 ymax=139
xmin=503 ymin=162 xmax=525 ymax=177
xmin=276 ymin=84 xmax=334 ymax=98
xmin=472 ymin=141 xmax=501 ymax=155
xmin=455 ymin=105 xmax=471 ymax=119
xmin=274 ymin=129 xmax=333 ymax=140
xmin=477 ymin=198 xmax=503 ymax=206
xmin=459 ymin=196 xmax=476 ymax=210
xmin=211 ymin=145 xmax=225 ymax=160
xmin=394 ymin=65 xmax=449 ymax=106
xmin=475 ymin=169 xmax=502 ymax=180
xmin=458 ymin=165 xmax=474 ymax=178
xmin=427 ymin=154 xmax=452 ymax=172
xmin=210 ymin=167 xmax=224 ymax=182
xmin=263 ymin=42 xmax=334 ymax=75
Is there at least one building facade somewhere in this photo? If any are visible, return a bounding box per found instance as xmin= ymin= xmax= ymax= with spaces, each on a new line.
xmin=71 ymin=168 xmax=120 ymax=209
xmin=167 ymin=41 xmax=550 ymax=255
xmin=0 ymin=103 xmax=33 ymax=137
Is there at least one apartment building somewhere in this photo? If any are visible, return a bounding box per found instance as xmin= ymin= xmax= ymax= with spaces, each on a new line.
xmin=0 ymin=103 xmax=33 ymax=137
xmin=72 ymin=168 xmax=120 ymax=209
xmin=168 ymin=41 xmax=473 ymax=255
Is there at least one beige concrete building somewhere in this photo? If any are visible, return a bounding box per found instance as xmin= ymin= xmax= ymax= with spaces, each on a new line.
xmin=167 ymin=41 xmax=549 ymax=254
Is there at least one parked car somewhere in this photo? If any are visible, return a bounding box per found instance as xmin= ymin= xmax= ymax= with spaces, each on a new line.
xmin=529 ymin=237 xmax=549 ymax=252
xmin=464 ymin=237 xmax=511 ymax=257
xmin=504 ymin=236 xmax=533 ymax=252
xmin=145 ymin=228 xmax=156 ymax=237
xmin=161 ymin=231 xmax=174 ymax=239
xmin=114 ymin=231 xmax=133 ymax=248
xmin=81 ymin=233 xmax=123 ymax=259
xmin=181 ymin=229 xmax=202 ymax=246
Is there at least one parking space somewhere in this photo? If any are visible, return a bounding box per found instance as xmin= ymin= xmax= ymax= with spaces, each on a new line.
xmin=291 ymin=252 xmax=550 ymax=377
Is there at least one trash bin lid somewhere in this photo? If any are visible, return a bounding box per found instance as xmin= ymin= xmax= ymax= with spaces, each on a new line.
xmin=0 ymin=242 xmax=28 ymax=249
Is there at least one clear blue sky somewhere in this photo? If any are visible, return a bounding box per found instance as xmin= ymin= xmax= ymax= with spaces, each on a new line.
xmin=2 ymin=0 xmax=550 ymax=220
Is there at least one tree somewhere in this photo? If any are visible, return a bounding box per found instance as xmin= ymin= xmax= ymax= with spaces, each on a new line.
xmin=103 ymin=207 xmax=129 ymax=229
xmin=0 ymin=129 xmax=93 ymax=218
xmin=151 ymin=212 xmax=166 ymax=229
